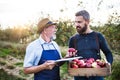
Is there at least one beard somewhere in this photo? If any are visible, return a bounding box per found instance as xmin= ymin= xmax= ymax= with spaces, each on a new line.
xmin=50 ymin=34 xmax=56 ymax=40
xmin=76 ymin=24 xmax=87 ymax=34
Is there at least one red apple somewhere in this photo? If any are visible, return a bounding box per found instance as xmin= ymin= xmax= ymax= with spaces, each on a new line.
xmin=89 ymin=58 xmax=95 ymax=62
xmin=73 ymin=59 xmax=79 ymax=63
xmin=70 ymin=60 xmax=77 ymax=65
xmin=96 ymin=59 xmax=106 ymax=67
xmin=91 ymin=62 xmax=98 ymax=68
xmin=77 ymin=59 xmax=85 ymax=65
xmin=77 ymin=59 xmax=86 ymax=68
xmin=68 ymin=48 xmax=76 ymax=52
xmin=79 ymin=62 xmax=86 ymax=68
xmin=71 ymin=64 xmax=79 ymax=68
xmin=96 ymin=65 xmax=101 ymax=68
xmin=86 ymin=63 xmax=92 ymax=68
xmin=86 ymin=58 xmax=95 ymax=64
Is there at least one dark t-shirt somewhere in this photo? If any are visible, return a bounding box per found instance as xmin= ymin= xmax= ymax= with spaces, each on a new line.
xmin=69 ymin=31 xmax=113 ymax=64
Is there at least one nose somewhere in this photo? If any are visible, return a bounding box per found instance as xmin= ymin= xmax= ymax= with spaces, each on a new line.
xmin=75 ymin=23 xmax=80 ymax=27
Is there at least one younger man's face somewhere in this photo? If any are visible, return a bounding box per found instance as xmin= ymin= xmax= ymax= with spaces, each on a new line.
xmin=75 ymin=16 xmax=88 ymax=34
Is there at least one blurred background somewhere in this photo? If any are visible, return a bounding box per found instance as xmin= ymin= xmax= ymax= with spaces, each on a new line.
xmin=0 ymin=0 xmax=120 ymax=80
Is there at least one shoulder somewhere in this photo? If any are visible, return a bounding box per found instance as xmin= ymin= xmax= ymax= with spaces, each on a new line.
xmin=94 ymin=31 xmax=106 ymax=42
xmin=94 ymin=31 xmax=104 ymax=37
xmin=26 ymin=39 xmax=40 ymax=50
xmin=94 ymin=31 xmax=101 ymax=35
xmin=95 ymin=31 xmax=104 ymax=37
xmin=70 ymin=33 xmax=79 ymax=39
xmin=73 ymin=33 xmax=79 ymax=37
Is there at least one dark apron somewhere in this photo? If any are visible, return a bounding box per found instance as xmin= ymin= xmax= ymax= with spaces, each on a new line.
xmin=34 ymin=43 xmax=61 ymax=80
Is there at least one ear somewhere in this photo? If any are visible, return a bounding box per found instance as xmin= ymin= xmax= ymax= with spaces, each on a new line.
xmin=86 ymin=20 xmax=90 ymax=24
xmin=43 ymin=28 xmax=47 ymax=33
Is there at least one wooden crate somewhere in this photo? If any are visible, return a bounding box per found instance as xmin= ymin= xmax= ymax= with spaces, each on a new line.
xmin=68 ymin=63 xmax=111 ymax=76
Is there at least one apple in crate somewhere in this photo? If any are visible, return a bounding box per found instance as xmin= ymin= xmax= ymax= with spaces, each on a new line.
xmin=71 ymin=64 xmax=79 ymax=68
xmin=78 ymin=60 xmax=86 ymax=68
xmin=86 ymin=62 xmax=92 ymax=68
xmin=86 ymin=58 xmax=95 ymax=64
xmin=70 ymin=59 xmax=86 ymax=68
xmin=92 ymin=62 xmax=100 ymax=68
xmin=70 ymin=59 xmax=79 ymax=68
xmin=96 ymin=59 xmax=106 ymax=67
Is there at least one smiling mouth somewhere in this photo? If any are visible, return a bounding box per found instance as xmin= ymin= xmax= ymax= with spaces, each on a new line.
xmin=76 ymin=26 xmax=81 ymax=29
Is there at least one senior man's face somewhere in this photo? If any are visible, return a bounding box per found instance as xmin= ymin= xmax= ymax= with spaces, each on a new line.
xmin=44 ymin=25 xmax=57 ymax=40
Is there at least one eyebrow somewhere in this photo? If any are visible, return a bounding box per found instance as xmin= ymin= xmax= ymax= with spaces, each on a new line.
xmin=75 ymin=21 xmax=82 ymax=23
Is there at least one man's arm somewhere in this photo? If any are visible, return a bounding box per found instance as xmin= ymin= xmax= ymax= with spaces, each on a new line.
xmin=98 ymin=33 xmax=113 ymax=64
xmin=24 ymin=60 xmax=56 ymax=74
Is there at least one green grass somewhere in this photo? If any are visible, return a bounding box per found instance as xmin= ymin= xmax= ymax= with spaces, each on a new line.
xmin=0 ymin=61 xmax=6 ymax=65
xmin=0 ymin=48 xmax=11 ymax=57
xmin=19 ymin=69 xmax=30 ymax=77
xmin=60 ymin=62 xmax=73 ymax=80
xmin=0 ymin=69 xmax=26 ymax=80
xmin=14 ymin=62 xmax=23 ymax=67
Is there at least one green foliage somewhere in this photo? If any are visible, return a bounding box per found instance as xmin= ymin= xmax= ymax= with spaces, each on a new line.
xmin=0 ymin=26 xmax=34 ymax=43
xmin=60 ymin=62 xmax=73 ymax=80
xmin=111 ymin=61 xmax=120 ymax=80
xmin=92 ymin=24 xmax=120 ymax=55
xmin=60 ymin=46 xmax=68 ymax=56
xmin=60 ymin=46 xmax=73 ymax=80
xmin=1 ymin=20 xmax=119 ymax=51
xmin=103 ymin=24 xmax=120 ymax=53
xmin=105 ymin=61 xmax=120 ymax=80
xmin=56 ymin=21 xmax=76 ymax=46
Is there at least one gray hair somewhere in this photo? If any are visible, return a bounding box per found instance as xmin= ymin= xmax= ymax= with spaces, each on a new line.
xmin=75 ymin=10 xmax=90 ymax=21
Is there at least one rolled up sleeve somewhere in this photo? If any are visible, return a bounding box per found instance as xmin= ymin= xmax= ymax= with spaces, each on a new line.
xmin=23 ymin=45 xmax=36 ymax=67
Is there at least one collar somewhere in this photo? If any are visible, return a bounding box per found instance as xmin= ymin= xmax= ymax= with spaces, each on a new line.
xmin=39 ymin=35 xmax=53 ymax=45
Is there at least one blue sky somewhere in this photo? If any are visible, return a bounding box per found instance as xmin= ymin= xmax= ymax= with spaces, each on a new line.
xmin=0 ymin=0 xmax=120 ymax=28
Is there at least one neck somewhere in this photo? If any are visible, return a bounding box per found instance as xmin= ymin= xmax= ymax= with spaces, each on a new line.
xmin=85 ymin=27 xmax=93 ymax=34
xmin=41 ymin=33 xmax=51 ymax=43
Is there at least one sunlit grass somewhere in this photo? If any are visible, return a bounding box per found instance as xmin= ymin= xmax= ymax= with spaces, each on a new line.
xmin=0 ymin=48 xmax=11 ymax=57
xmin=0 ymin=60 xmax=6 ymax=66
xmin=0 ymin=69 xmax=26 ymax=80
xmin=14 ymin=62 xmax=23 ymax=67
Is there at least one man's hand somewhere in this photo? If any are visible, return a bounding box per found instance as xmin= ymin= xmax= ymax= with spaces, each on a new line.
xmin=65 ymin=48 xmax=77 ymax=58
xmin=43 ymin=60 xmax=56 ymax=70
